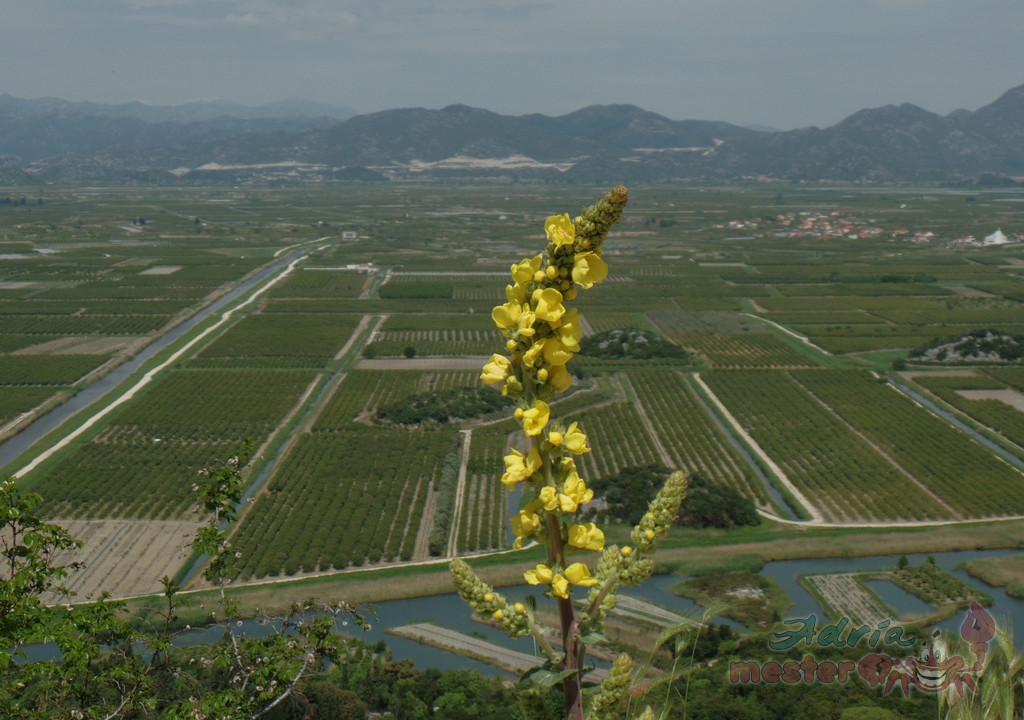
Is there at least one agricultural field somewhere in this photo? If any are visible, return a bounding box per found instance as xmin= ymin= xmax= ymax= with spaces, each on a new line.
xmin=909 ymin=370 xmax=1024 ymax=451
xmin=0 ymin=184 xmax=1022 ymax=596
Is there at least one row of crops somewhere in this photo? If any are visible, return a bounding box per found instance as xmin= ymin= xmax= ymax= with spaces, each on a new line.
xmin=700 ymin=370 xmax=954 ymax=522
xmin=791 ymin=370 xmax=1024 ymax=517
xmin=229 ymin=428 xmax=454 ymax=577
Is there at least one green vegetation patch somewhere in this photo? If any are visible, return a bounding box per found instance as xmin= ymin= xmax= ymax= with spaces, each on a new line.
xmin=379 ymin=280 xmax=454 ymax=299
xmin=676 ymin=571 xmax=788 ymax=628
xmin=0 ymin=353 xmax=109 ymax=385
xmin=579 ymin=327 xmax=689 ymax=362
xmin=911 ymin=328 xmax=1024 ymax=363
xmin=892 ymin=559 xmax=991 ymax=607
xmin=376 ymin=385 xmax=510 ymax=425
xmin=964 ymin=553 xmax=1024 ymax=599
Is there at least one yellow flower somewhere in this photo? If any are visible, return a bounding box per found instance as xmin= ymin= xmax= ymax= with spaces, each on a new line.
xmin=521 ymin=400 xmax=550 ymax=436
xmin=522 ymin=338 xmax=545 ymax=368
xmin=551 ymin=573 xmax=570 ymax=598
xmin=562 ymin=472 xmax=593 ymax=511
xmin=564 ymin=562 xmax=598 ymax=588
xmin=547 ymin=431 xmax=563 ymax=447
xmin=548 ymin=364 xmax=573 ymax=392
xmin=542 ymin=338 xmax=573 ymax=367
xmin=510 ymin=506 xmax=541 ymax=548
xmin=532 ymin=287 xmax=565 ymax=323
xmin=538 ymin=485 xmax=559 ymax=512
xmin=556 ymin=308 xmax=582 ymax=352
xmin=524 ymin=563 xmax=554 ymax=585
xmin=572 ymin=251 xmax=608 ymax=289
xmin=505 ymin=282 xmax=527 ymax=304
xmin=492 ymin=301 xmax=524 ymax=330
xmin=481 ymin=354 xmax=511 ymax=384
xmin=545 ymin=213 xmax=575 ymax=248
xmin=492 ymin=609 xmax=503 ymax=620
xmin=568 ymin=523 xmax=605 ymax=552
xmin=501 ymin=448 xmax=541 ymax=488
xmin=511 ymin=254 xmax=542 ymax=285
xmin=562 ymin=422 xmax=590 ymax=454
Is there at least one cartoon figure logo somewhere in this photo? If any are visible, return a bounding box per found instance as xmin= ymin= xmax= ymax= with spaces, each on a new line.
xmin=858 ymin=603 xmax=994 ymax=697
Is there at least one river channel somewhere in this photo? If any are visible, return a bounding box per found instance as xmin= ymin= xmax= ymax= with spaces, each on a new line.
xmin=154 ymin=548 xmax=1024 ymax=678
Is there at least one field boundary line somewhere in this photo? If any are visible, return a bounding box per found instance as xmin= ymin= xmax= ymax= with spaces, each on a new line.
xmin=447 ymin=429 xmax=472 ymax=558
xmin=692 ymin=372 xmax=824 ymax=523
xmin=741 ymin=312 xmax=832 ymax=357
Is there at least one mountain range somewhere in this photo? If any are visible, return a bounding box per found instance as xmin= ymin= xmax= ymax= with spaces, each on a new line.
xmin=1 ymin=86 xmax=1022 ymax=185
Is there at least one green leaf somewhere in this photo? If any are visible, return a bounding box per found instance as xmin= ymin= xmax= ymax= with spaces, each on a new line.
xmin=521 ymin=663 xmax=578 ymax=688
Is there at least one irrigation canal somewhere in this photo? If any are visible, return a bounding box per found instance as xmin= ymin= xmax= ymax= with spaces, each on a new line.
xmin=0 ymin=247 xmax=312 ymax=471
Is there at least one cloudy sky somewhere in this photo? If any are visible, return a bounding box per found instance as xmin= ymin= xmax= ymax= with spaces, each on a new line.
xmin=3 ymin=0 xmax=1022 ymax=129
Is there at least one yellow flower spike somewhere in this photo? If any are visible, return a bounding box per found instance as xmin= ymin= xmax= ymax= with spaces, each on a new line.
xmin=481 ymin=354 xmax=511 ymax=384
xmin=545 ymin=213 xmax=575 ymax=248
xmin=531 ymin=287 xmax=565 ymax=323
xmin=524 ymin=563 xmax=554 ymax=586
xmin=568 ymin=523 xmax=605 ymax=552
xmin=511 ymin=255 xmax=542 ymax=285
xmin=572 ymin=251 xmax=609 ymax=289
xmin=562 ymin=422 xmax=590 ymax=454
xmin=542 ymin=338 xmax=573 ymax=367
xmin=564 ymin=562 xmax=598 ymax=587
xmin=521 ymin=400 xmax=550 ymax=435
xmin=551 ymin=574 xmax=570 ymax=598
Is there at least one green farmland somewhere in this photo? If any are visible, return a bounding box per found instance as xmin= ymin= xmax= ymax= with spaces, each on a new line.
xmin=1 ymin=184 xmax=1023 ymax=597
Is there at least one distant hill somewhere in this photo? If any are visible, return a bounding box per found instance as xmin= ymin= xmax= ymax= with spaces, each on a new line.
xmin=0 ymin=95 xmax=355 ymax=162
xmin=2 ymin=85 xmax=1024 ymax=184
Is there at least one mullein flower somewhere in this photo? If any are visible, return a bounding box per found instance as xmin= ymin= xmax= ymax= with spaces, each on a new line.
xmin=481 ymin=354 xmax=511 ymax=384
xmin=571 ymin=251 xmax=608 ymax=288
xmin=455 ymin=188 xmax=689 ymax=720
xmin=545 ymin=213 xmax=575 ymax=248
xmin=521 ymin=400 xmax=550 ymax=435
xmin=562 ymin=422 xmax=590 ymax=454
xmin=568 ymin=523 xmax=605 ymax=552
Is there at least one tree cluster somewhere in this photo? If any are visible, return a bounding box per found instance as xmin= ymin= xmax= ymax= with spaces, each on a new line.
xmin=376 ymin=386 xmax=510 ymax=425
xmin=589 ymin=465 xmax=760 ymax=529
xmin=579 ymin=328 xmax=689 ymax=362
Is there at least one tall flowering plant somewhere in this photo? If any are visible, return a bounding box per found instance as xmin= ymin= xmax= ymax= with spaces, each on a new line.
xmin=451 ymin=186 xmax=687 ymax=720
